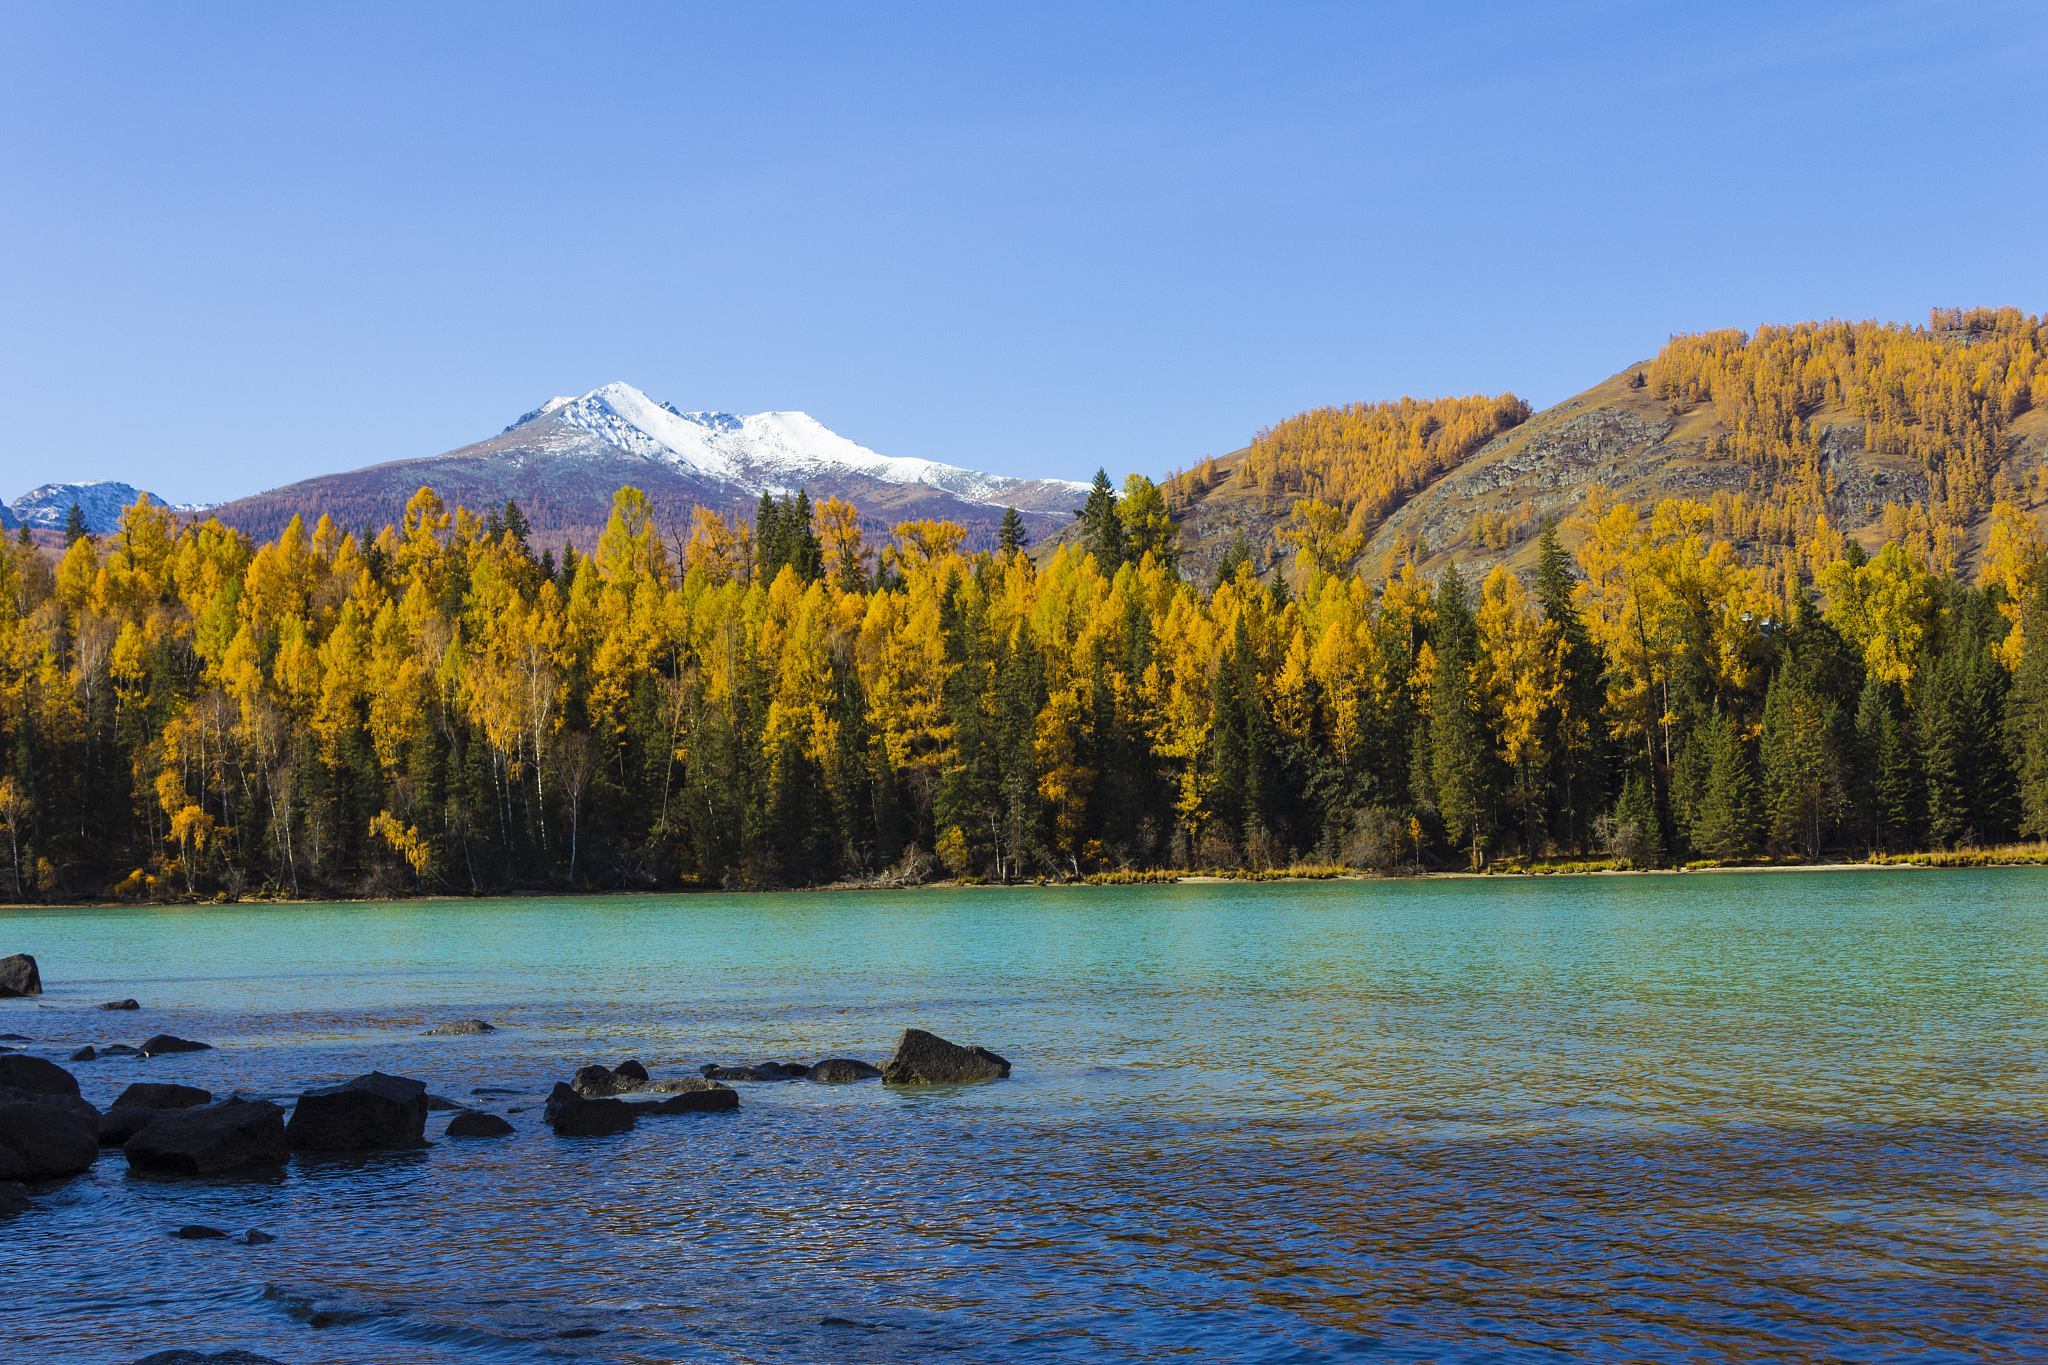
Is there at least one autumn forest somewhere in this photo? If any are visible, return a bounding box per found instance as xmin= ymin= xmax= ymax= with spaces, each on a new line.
xmin=4 ymin=310 xmax=2048 ymax=900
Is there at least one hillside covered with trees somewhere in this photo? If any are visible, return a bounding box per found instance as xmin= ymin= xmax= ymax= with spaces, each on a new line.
xmin=4 ymin=309 xmax=2048 ymax=899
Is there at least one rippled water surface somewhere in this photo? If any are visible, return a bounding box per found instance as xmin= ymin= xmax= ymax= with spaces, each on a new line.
xmin=3 ymin=871 xmax=2046 ymax=1363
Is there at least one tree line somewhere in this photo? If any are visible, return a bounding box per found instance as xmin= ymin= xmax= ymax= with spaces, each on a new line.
xmin=8 ymin=454 xmax=2048 ymax=902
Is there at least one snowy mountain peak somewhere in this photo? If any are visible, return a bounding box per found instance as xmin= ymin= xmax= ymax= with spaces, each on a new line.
xmin=505 ymin=382 xmax=1086 ymax=505
xmin=5 ymin=481 xmax=215 ymax=534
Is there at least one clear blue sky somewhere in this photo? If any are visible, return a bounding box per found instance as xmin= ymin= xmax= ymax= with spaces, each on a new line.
xmin=1 ymin=1 xmax=2043 ymax=505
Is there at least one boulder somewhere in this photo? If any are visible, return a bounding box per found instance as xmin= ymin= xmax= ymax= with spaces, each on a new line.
xmin=0 ymin=1084 xmax=100 ymax=1129
xmin=99 ymin=1108 xmax=169 ymax=1146
xmin=116 ymin=1082 xmax=213 ymax=1111
xmin=0 ymin=1100 xmax=99 ymax=1177
xmin=880 ymin=1028 xmax=1012 ymax=1085
xmin=422 ymin=1018 xmax=495 ymax=1035
xmin=543 ymin=1082 xmax=636 ymax=1136
xmin=133 ymin=1353 xmax=290 ymax=1365
xmin=0 ymin=1053 xmax=79 ymax=1097
xmin=808 ymin=1058 xmax=883 ymax=1083
xmin=70 ymin=1046 xmax=96 ymax=1062
xmin=0 ymin=1033 xmax=29 ymax=1041
xmin=0 ymin=1145 xmax=23 ymax=1179
xmin=572 ymin=1063 xmax=648 ymax=1097
xmin=285 ymin=1072 xmax=429 ymax=1151
xmin=425 ymin=1093 xmax=464 ymax=1111
xmin=445 ymin=1110 xmax=514 ymax=1137
xmin=699 ymin=1063 xmax=793 ymax=1082
xmin=243 ymin=1229 xmax=275 ymax=1244
xmin=124 ymin=1100 xmax=288 ymax=1173
xmin=634 ymin=1088 xmax=739 ymax=1115
xmin=101 ymin=1044 xmax=141 ymax=1056
xmin=139 ymin=1034 xmax=211 ymax=1057
xmin=98 ymin=998 xmax=141 ymax=1011
xmin=174 ymin=1224 xmax=229 ymax=1239
xmin=0 ymin=953 xmax=41 ymax=998
xmin=0 ymin=1179 xmax=26 ymax=1212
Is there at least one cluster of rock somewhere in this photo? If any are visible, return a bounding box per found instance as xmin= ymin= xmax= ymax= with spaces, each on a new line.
xmin=543 ymin=1059 xmax=741 ymax=1135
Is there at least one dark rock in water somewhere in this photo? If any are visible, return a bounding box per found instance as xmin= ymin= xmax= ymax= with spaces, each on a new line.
xmin=0 ymin=1147 xmax=23 ymax=1179
xmin=0 ymin=1100 xmax=99 ymax=1177
xmin=808 ymin=1057 xmax=883 ymax=1083
xmin=0 ymin=953 xmax=41 ymax=998
xmin=615 ymin=1058 xmax=649 ymax=1083
xmin=242 ymin=1228 xmax=276 ymax=1244
xmin=634 ymin=1087 xmax=739 ymax=1115
xmin=139 ymin=1034 xmax=211 ymax=1057
xmin=124 ymin=1100 xmax=288 ymax=1174
xmin=101 ymin=1044 xmax=141 ymax=1056
xmin=116 ymin=1082 xmax=212 ymax=1111
xmin=132 ymin=1352 xmax=290 ymax=1365
xmin=425 ymin=1093 xmax=464 ymax=1111
xmin=286 ymin=1072 xmax=429 ymax=1151
xmin=174 ymin=1223 xmax=229 ymax=1239
xmin=880 ymin=1028 xmax=1012 ymax=1085
xmin=700 ymin=1063 xmax=792 ymax=1081
xmin=0 ymin=1033 xmax=29 ymax=1041
xmin=0 ymin=1054 xmax=79 ymax=1097
xmin=470 ymin=1086 xmax=521 ymax=1096
xmin=422 ymin=1018 xmax=495 ymax=1035
xmin=70 ymin=1046 xmax=97 ymax=1062
xmin=98 ymin=998 xmax=141 ymax=1011
xmin=0 ymin=1178 xmax=27 ymax=1212
xmin=640 ymin=1076 xmax=725 ymax=1093
xmin=98 ymin=1107 xmax=169 ymax=1146
xmin=544 ymin=1081 xmax=636 ymax=1136
xmin=0 ymin=1084 xmax=100 ymax=1130
xmin=571 ymin=1063 xmax=647 ymax=1097
xmin=445 ymin=1110 xmax=514 ymax=1137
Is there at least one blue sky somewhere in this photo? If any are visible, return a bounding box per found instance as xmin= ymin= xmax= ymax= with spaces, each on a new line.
xmin=1 ymin=1 xmax=2044 ymax=505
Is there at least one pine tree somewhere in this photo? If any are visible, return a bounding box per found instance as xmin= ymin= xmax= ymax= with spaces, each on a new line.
xmin=1609 ymin=767 xmax=1663 ymax=867
xmin=1213 ymin=529 xmax=1253 ymax=593
xmin=1534 ymin=517 xmax=1607 ymax=852
xmin=1692 ymin=706 xmax=1762 ymax=861
xmin=2009 ymin=583 xmax=2048 ymax=837
xmin=1918 ymin=656 xmax=1965 ymax=847
xmin=754 ymin=492 xmax=784 ymax=583
xmin=1429 ymin=565 xmax=1490 ymax=866
xmin=1076 ymin=469 xmax=1127 ymax=573
xmin=62 ymin=502 xmax=88 ymax=547
xmin=997 ymin=507 xmax=1028 ymax=557
xmin=788 ymin=490 xmax=824 ymax=582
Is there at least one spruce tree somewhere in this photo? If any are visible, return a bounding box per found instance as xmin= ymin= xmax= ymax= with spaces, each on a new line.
xmin=1213 ymin=529 xmax=1252 ymax=593
xmin=62 ymin=502 xmax=88 ymax=546
xmin=997 ymin=506 xmax=1028 ymax=557
xmin=754 ymin=492 xmax=784 ymax=583
xmin=2009 ymin=583 xmax=2048 ymax=837
xmin=1534 ymin=517 xmax=1606 ymax=852
xmin=788 ymin=490 xmax=824 ymax=582
xmin=1077 ymin=469 xmax=1127 ymax=573
xmin=1429 ymin=565 xmax=1490 ymax=866
xmin=1610 ymin=767 xmax=1663 ymax=867
xmin=1692 ymin=707 xmax=1762 ymax=861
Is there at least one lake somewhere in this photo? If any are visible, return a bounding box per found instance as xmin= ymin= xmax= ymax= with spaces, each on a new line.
xmin=2 ymin=871 xmax=2045 ymax=1363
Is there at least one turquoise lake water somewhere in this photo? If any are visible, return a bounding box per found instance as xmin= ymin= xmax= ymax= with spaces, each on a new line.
xmin=1 ymin=871 xmax=2044 ymax=1363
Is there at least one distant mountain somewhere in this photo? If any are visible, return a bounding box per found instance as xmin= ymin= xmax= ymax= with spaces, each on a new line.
xmin=206 ymin=383 xmax=1090 ymax=550
xmin=5 ymin=481 xmax=213 ymax=535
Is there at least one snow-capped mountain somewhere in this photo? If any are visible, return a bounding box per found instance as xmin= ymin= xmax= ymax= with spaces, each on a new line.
xmin=505 ymin=383 xmax=1085 ymax=507
xmin=6 ymin=482 xmax=216 ymax=535
xmin=204 ymin=384 xmax=1089 ymax=551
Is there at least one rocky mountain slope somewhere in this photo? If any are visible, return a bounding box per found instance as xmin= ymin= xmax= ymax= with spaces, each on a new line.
xmin=2 ymin=481 xmax=212 ymax=535
xmin=204 ymin=383 xmax=1088 ymax=551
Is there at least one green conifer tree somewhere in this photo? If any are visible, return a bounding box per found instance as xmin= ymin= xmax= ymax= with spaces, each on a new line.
xmin=997 ymin=506 xmax=1028 ymax=557
xmin=1692 ymin=706 xmax=1762 ymax=861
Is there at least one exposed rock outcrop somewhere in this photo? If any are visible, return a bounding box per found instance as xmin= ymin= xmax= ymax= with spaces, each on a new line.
xmin=139 ymin=1034 xmax=212 ymax=1057
xmin=880 ymin=1028 xmax=1011 ymax=1085
xmin=422 ymin=1019 xmax=495 ymax=1035
xmin=124 ymin=1100 xmax=289 ymax=1173
xmin=808 ymin=1058 xmax=883 ymax=1083
xmin=543 ymin=1082 xmax=636 ymax=1136
xmin=98 ymin=998 xmax=141 ymax=1011
xmin=285 ymin=1072 xmax=429 ymax=1151
xmin=0 ymin=1101 xmax=98 ymax=1176
xmin=0 ymin=954 xmax=41 ymax=998
xmin=445 ymin=1110 xmax=514 ymax=1137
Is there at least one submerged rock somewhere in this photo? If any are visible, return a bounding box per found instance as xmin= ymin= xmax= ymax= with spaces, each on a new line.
xmin=124 ymin=1100 xmax=288 ymax=1174
xmin=98 ymin=998 xmax=142 ymax=1011
xmin=139 ymin=1034 xmax=211 ymax=1057
xmin=242 ymin=1229 xmax=276 ymax=1244
xmin=425 ymin=1093 xmax=464 ymax=1111
xmin=700 ymin=1062 xmax=801 ymax=1082
xmin=808 ymin=1057 xmax=883 ymax=1083
xmin=422 ymin=1018 xmax=495 ymax=1036
xmin=633 ymin=1087 xmax=738 ymax=1114
xmin=0 ymin=1101 xmax=99 ymax=1177
xmin=543 ymin=1082 xmax=636 ymax=1136
xmin=70 ymin=1046 xmax=97 ymax=1062
xmin=173 ymin=1224 xmax=229 ymax=1239
xmin=0 ymin=953 xmax=41 ymax=998
xmin=641 ymin=1075 xmax=727 ymax=1094
xmin=132 ymin=1352 xmax=290 ymax=1365
xmin=0 ymin=1179 xmax=27 ymax=1213
xmin=880 ymin=1028 xmax=1011 ymax=1085
xmin=445 ymin=1110 xmax=514 ymax=1137
xmin=101 ymin=1044 xmax=141 ymax=1056
xmin=286 ymin=1072 xmax=429 ymax=1151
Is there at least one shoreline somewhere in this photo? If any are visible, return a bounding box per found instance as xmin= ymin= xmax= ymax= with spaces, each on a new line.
xmin=9 ymin=855 xmax=2046 ymax=911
